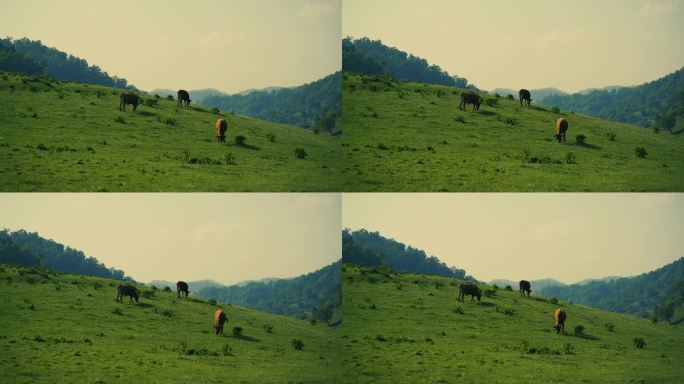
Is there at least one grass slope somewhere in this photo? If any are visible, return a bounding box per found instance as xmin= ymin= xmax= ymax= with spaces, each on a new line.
xmin=0 ymin=72 xmax=341 ymax=191
xmin=341 ymin=264 xmax=684 ymax=383
xmin=341 ymin=73 xmax=683 ymax=191
xmin=0 ymin=265 xmax=340 ymax=383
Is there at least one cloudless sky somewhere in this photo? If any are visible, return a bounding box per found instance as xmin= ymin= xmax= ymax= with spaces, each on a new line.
xmin=343 ymin=0 xmax=684 ymax=92
xmin=0 ymin=193 xmax=341 ymax=285
xmin=342 ymin=194 xmax=683 ymax=283
xmin=0 ymin=0 xmax=341 ymax=93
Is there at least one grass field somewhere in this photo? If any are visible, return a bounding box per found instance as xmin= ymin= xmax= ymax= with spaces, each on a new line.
xmin=0 ymin=264 xmax=341 ymax=383
xmin=341 ymin=264 xmax=684 ymax=383
xmin=341 ymin=73 xmax=684 ymax=191
xmin=0 ymin=72 xmax=341 ymax=191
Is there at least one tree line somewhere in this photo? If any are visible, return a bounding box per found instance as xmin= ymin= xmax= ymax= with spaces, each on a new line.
xmin=0 ymin=229 xmax=129 ymax=281
xmin=342 ymin=229 xmax=468 ymax=279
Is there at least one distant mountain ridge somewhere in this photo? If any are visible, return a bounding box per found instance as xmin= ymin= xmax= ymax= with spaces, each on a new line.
xmin=489 ymin=87 xmax=568 ymax=101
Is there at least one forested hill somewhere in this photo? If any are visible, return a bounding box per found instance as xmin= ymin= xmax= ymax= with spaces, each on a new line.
xmin=342 ymin=37 xmax=473 ymax=89
xmin=540 ymin=257 xmax=684 ymax=323
xmin=342 ymin=229 xmax=468 ymax=279
xmin=0 ymin=37 xmax=135 ymax=90
xmin=201 ymin=72 xmax=341 ymax=133
xmin=0 ymin=229 xmax=129 ymax=281
xmin=198 ymin=261 xmax=342 ymax=325
xmin=542 ymin=67 xmax=684 ymax=133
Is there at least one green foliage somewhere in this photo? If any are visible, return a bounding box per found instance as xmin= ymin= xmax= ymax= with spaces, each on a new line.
xmin=144 ymin=98 xmax=158 ymax=107
xmin=202 ymin=73 xmax=340 ymax=131
xmin=165 ymin=95 xmax=174 ymax=101
xmin=575 ymin=134 xmax=587 ymax=145
xmin=263 ymin=324 xmax=273 ymax=334
xmin=542 ymin=67 xmax=684 ymax=128
xmin=633 ymin=337 xmax=646 ymax=349
xmin=607 ymin=132 xmax=617 ymax=141
xmin=634 ymin=147 xmax=648 ymax=158
xmin=199 ymin=261 xmax=340 ymax=322
xmin=540 ymin=258 xmax=684 ymax=318
xmin=506 ymin=94 xmax=514 ymax=100
xmin=291 ymin=338 xmax=304 ymax=350
xmin=111 ymin=307 xmax=123 ymax=316
xmin=211 ymin=107 xmax=220 ymax=114
xmin=552 ymin=106 xmax=561 ymax=114
xmin=605 ymin=323 xmax=616 ymax=332
xmin=342 ymin=229 xmax=466 ymax=278
xmin=563 ymin=343 xmax=575 ymax=355
xmin=550 ymin=298 xmax=559 ymax=304
xmin=235 ymin=135 xmax=246 ymax=146
xmin=162 ymin=286 xmax=171 ymax=293
xmin=266 ymin=133 xmax=276 ymax=142
xmin=207 ymin=298 xmax=217 ymax=306
xmin=114 ymin=116 xmax=126 ymax=124
xmin=574 ymin=325 xmax=585 ymax=336
xmin=294 ymin=148 xmax=308 ymax=159
xmin=505 ymin=285 xmax=512 ymax=291
xmin=232 ymin=326 xmax=243 ymax=337
xmin=565 ymin=152 xmax=577 ymax=164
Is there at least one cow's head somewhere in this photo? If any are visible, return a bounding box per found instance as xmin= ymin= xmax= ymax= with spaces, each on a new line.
xmin=476 ymin=289 xmax=482 ymax=302
xmin=555 ymin=325 xmax=562 ymax=334
xmin=188 ymin=99 xmax=192 ymax=106
xmin=133 ymin=290 xmax=140 ymax=302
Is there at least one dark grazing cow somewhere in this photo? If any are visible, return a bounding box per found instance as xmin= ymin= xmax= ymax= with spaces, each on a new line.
xmin=177 ymin=89 xmax=191 ymax=108
xmin=119 ymin=93 xmax=140 ymax=112
xmin=177 ymin=281 xmax=189 ymax=298
xmin=554 ymin=308 xmax=567 ymax=334
xmin=116 ymin=284 xmax=139 ymax=303
xmin=459 ymin=92 xmax=482 ymax=111
xmin=214 ymin=309 xmax=228 ymax=335
xmin=555 ymin=117 xmax=568 ymax=143
xmin=519 ymin=89 xmax=531 ymax=107
xmin=519 ymin=280 xmax=531 ymax=298
xmin=458 ymin=282 xmax=482 ymax=302
xmin=215 ymin=118 xmax=228 ymax=143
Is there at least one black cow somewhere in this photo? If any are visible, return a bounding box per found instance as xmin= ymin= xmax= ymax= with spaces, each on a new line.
xmin=458 ymin=282 xmax=482 ymax=302
xmin=459 ymin=92 xmax=482 ymax=111
xmin=519 ymin=280 xmax=531 ymax=298
xmin=116 ymin=284 xmax=139 ymax=303
xmin=519 ymin=89 xmax=531 ymax=107
xmin=119 ymin=93 xmax=141 ymax=112
xmin=177 ymin=89 xmax=191 ymax=107
xmin=177 ymin=281 xmax=189 ymax=298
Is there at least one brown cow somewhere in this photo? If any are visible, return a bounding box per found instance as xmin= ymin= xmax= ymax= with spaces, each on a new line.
xmin=519 ymin=280 xmax=531 ymax=298
xmin=554 ymin=308 xmax=567 ymax=334
xmin=119 ymin=93 xmax=140 ymax=112
xmin=215 ymin=118 xmax=228 ymax=143
xmin=458 ymin=282 xmax=482 ymax=302
xmin=459 ymin=92 xmax=482 ymax=111
xmin=555 ymin=117 xmax=568 ymax=143
xmin=214 ymin=309 xmax=228 ymax=335
xmin=519 ymin=89 xmax=531 ymax=107
xmin=116 ymin=284 xmax=139 ymax=303
xmin=177 ymin=281 xmax=189 ymax=298
xmin=177 ymin=89 xmax=191 ymax=108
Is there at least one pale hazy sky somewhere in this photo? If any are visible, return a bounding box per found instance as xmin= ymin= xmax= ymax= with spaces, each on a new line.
xmin=0 ymin=0 xmax=341 ymax=93
xmin=343 ymin=0 xmax=684 ymax=92
xmin=0 ymin=193 xmax=341 ymax=284
xmin=342 ymin=194 xmax=683 ymax=283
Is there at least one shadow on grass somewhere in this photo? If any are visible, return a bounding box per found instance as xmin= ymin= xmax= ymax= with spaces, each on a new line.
xmin=235 ymin=143 xmax=260 ymax=151
xmin=476 ymin=301 xmax=496 ymax=307
xmin=135 ymin=302 xmax=155 ymax=308
xmin=233 ymin=334 xmax=260 ymax=342
xmin=574 ymin=333 xmax=600 ymax=341
xmin=136 ymin=111 xmax=157 ymax=117
xmin=478 ymin=110 xmax=498 ymax=117
xmin=576 ymin=143 xmax=602 ymax=150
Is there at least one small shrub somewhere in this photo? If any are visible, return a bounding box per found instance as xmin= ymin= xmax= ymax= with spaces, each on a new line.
xmin=653 ymin=126 xmax=660 ymax=134
xmin=111 ymin=307 xmax=123 ymax=316
xmin=506 ymin=94 xmax=514 ymax=100
xmin=163 ymin=286 xmax=171 ymax=292
xmin=292 ymin=338 xmax=304 ymax=350
xmin=144 ymin=98 xmax=158 ymax=107
xmin=484 ymin=289 xmax=496 ymax=298
xmin=310 ymin=319 xmax=317 ymax=326
xmin=652 ymin=318 xmax=658 ymax=324
xmin=294 ymin=148 xmax=308 ymax=159
xmin=550 ymin=298 xmax=559 ymax=304
xmin=503 ymin=117 xmax=516 ymax=125
xmin=606 ymin=132 xmax=616 ymax=141
xmin=376 ymin=143 xmax=389 ymax=150
xmin=503 ymin=308 xmax=515 ymax=316
xmin=565 ymin=152 xmax=577 ymax=164
xmin=485 ymin=98 xmax=497 ymax=107
xmin=552 ymin=106 xmax=561 ymax=114
xmin=211 ymin=107 xmax=220 ymax=114
xmin=575 ymin=134 xmax=586 ymax=145
xmin=142 ymin=290 xmax=155 ymax=299
xmin=604 ymin=323 xmax=615 ymax=332
xmin=232 ymin=326 xmax=243 ymax=337
xmin=208 ymin=298 xmax=217 ymax=306
xmin=634 ymin=147 xmax=648 ymax=158
xmin=492 ymin=284 xmax=499 ymax=290
xmin=633 ymin=337 xmax=646 ymax=348
xmin=313 ymin=128 xmax=320 ymax=134
xmin=161 ymin=310 xmax=173 ymax=317
xmin=266 ymin=133 xmax=276 ymax=142
xmin=224 ymin=152 xmax=236 ymax=165
xmin=235 ymin=135 xmax=246 ymax=146
xmin=263 ymin=324 xmax=273 ymax=334
xmin=221 ymin=344 xmax=233 ymax=356
xmin=165 ymin=95 xmax=174 ymax=101
xmin=505 ymin=285 xmax=512 ymax=291
xmin=574 ymin=325 xmax=585 ymax=336
xmin=563 ymin=343 xmax=575 ymax=354
xmin=115 ymin=116 xmax=126 ymax=124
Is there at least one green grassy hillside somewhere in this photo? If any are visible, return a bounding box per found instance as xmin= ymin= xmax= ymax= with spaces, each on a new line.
xmin=341 ymin=264 xmax=684 ymax=383
xmin=0 ymin=264 xmax=340 ymax=383
xmin=0 ymin=72 xmax=341 ymax=191
xmin=341 ymin=73 xmax=683 ymax=191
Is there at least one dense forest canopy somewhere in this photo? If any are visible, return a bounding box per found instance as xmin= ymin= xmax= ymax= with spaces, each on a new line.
xmin=342 ymin=229 xmax=468 ymax=279
xmin=198 ymin=261 xmax=341 ymax=324
xmin=0 ymin=37 xmax=136 ymax=90
xmin=540 ymin=257 xmax=684 ymax=322
xmin=342 ymin=37 xmax=473 ymax=90
xmin=542 ymin=67 xmax=684 ymax=133
xmin=0 ymin=229 xmax=129 ymax=281
xmin=201 ymin=72 xmax=341 ymax=133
